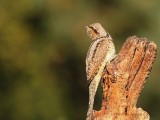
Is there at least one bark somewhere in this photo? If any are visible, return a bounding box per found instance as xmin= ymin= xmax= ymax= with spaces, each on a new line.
xmin=88 ymin=36 xmax=157 ymax=120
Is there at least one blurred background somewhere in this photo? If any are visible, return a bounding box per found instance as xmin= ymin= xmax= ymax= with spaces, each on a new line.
xmin=0 ymin=0 xmax=159 ymax=120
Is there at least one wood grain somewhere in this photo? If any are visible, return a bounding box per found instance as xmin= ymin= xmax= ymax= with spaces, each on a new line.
xmin=88 ymin=36 xmax=157 ymax=120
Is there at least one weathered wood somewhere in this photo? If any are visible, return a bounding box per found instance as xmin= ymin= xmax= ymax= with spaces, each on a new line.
xmin=90 ymin=36 xmax=157 ymax=120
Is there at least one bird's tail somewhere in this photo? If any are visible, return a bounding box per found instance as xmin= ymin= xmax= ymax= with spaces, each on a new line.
xmin=87 ymin=75 xmax=101 ymax=117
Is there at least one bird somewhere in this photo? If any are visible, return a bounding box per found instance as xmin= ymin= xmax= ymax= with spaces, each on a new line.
xmin=85 ymin=23 xmax=116 ymax=118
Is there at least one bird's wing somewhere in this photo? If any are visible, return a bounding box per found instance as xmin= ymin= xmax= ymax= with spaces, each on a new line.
xmin=86 ymin=38 xmax=110 ymax=85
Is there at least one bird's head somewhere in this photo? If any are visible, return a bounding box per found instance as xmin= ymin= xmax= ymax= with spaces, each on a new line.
xmin=85 ymin=23 xmax=110 ymax=40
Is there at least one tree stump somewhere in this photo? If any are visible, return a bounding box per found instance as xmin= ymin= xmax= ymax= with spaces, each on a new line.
xmin=89 ymin=36 xmax=157 ymax=120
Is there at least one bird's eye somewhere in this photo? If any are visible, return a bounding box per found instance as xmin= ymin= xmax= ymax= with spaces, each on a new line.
xmin=93 ymin=29 xmax=98 ymax=34
xmin=89 ymin=26 xmax=99 ymax=34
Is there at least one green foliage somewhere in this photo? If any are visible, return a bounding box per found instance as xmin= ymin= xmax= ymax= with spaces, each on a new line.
xmin=0 ymin=0 xmax=159 ymax=119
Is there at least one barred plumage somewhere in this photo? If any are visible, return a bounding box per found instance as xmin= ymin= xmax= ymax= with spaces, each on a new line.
xmin=85 ymin=23 xmax=116 ymax=118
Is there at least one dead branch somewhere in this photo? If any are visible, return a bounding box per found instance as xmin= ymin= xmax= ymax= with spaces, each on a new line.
xmin=90 ymin=36 xmax=157 ymax=120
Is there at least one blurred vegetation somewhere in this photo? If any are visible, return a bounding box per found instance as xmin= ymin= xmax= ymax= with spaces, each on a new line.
xmin=0 ymin=0 xmax=159 ymax=120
